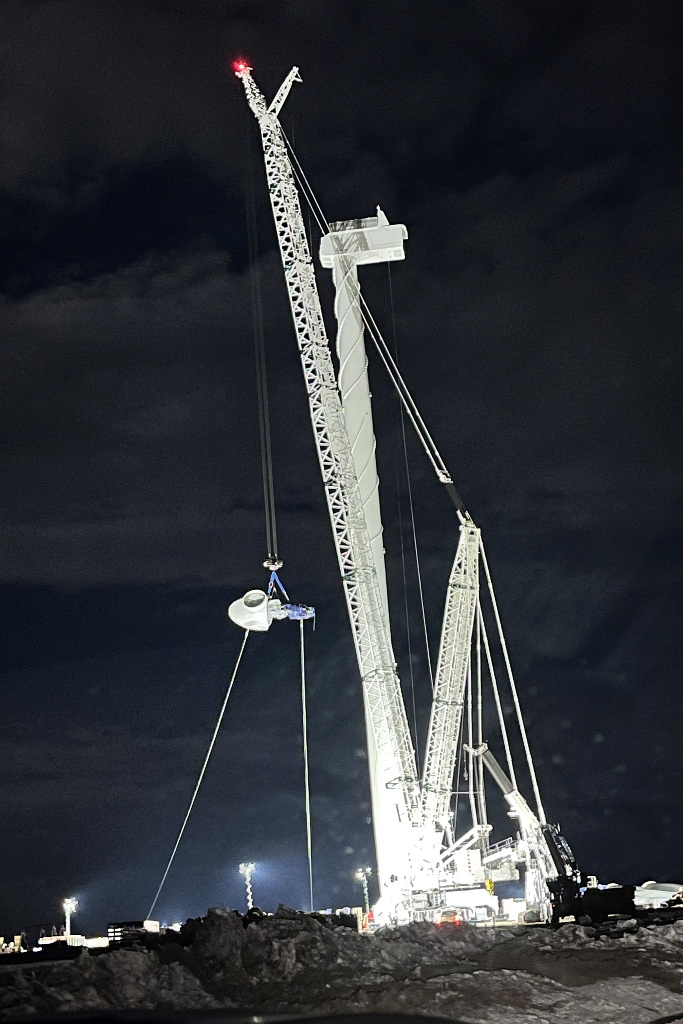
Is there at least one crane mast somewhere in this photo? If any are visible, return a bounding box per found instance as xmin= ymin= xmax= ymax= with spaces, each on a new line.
xmin=235 ymin=63 xmax=420 ymax=919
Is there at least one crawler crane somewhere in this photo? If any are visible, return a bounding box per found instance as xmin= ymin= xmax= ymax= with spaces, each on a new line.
xmin=233 ymin=62 xmax=632 ymax=927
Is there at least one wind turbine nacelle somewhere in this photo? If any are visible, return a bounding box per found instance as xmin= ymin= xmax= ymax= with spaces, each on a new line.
xmin=228 ymin=590 xmax=282 ymax=631
xmin=320 ymin=207 xmax=407 ymax=268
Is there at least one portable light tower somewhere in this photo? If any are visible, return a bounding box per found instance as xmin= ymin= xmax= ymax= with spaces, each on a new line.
xmin=239 ymin=862 xmax=256 ymax=911
xmin=63 ymin=897 xmax=78 ymax=937
xmin=355 ymin=867 xmax=372 ymax=916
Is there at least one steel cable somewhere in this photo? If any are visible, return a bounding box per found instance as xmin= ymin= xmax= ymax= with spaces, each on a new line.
xmin=147 ymin=630 xmax=250 ymax=919
xmin=245 ymin=124 xmax=279 ymax=564
xmin=300 ymin=620 xmax=314 ymax=912
xmin=281 ymin=129 xmax=465 ymax=513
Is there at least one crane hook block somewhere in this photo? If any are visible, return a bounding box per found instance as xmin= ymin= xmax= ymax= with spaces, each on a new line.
xmin=228 ymin=589 xmax=315 ymax=631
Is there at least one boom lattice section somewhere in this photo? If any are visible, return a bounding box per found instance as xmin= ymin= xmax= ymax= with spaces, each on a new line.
xmin=237 ymin=66 xmax=420 ymax=906
xmin=421 ymin=521 xmax=479 ymax=837
xmin=235 ymin=63 xmax=559 ymax=927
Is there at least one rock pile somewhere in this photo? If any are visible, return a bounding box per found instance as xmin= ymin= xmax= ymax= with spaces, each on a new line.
xmin=3 ymin=906 xmax=683 ymax=1022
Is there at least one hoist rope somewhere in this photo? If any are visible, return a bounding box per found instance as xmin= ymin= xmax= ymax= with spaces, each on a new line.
xmin=281 ymin=129 xmax=465 ymax=512
xmin=478 ymin=611 xmax=518 ymax=791
xmin=479 ymin=537 xmax=547 ymax=824
xmin=475 ymin=601 xmax=488 ymax=829
xmin=451 ymin=709 xmax=465 ymax=836
xmin=466 ymin=653 xmax=478 ymax=828
xmin=389 ymin=268 xmax=421 ymax=770
xmin=300 ymin=620 xmax=314 ymax=912
xmin=147 ymin=630 xmax=251 ymax=919
xmin=388 ymin=266 xmax=435 ymax=696
xmin=395 ymin=455 xmax=420 ymax=775
xmin=244 ymin=125 xmax=279 ymax=564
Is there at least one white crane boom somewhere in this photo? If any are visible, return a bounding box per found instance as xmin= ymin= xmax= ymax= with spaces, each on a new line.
xmin=477 ymin=745 xmax=558 ymax=914
xmin=420 ymin=520 xmax=479 ymax=844
xmin=235 ymin=62 xmax=567 ymax=926
xmin=235 ymin=63 xmax=420 ymax=917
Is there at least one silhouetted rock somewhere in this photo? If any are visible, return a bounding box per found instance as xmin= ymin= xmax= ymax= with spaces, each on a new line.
xmin=181 ymin=907 xmax=249 ymax=994
xmin=3 ymin=907 xmax=683 ymax=1020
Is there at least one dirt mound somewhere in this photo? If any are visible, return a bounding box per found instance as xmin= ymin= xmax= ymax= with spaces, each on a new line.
xmin=3 ymin=907 xmax=683 ymax=1021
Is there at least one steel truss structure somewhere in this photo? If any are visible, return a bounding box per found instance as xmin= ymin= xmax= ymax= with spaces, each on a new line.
xmin=236 ymin=63 xmax=565 ymax=925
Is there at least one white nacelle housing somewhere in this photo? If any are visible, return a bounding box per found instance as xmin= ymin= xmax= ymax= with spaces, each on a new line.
xmin=228 ymin=590 xmax=282 ymax=631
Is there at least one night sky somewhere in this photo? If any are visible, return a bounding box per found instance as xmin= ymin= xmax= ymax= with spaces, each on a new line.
xmin=1 ymin=0 xmax=681 ymax=936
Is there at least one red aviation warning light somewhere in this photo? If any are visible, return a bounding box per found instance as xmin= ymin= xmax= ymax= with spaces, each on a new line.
xmin=232 ymin=58 xmax=251 ymax=75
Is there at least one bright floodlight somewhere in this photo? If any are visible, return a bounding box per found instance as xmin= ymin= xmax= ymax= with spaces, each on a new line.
xmin=238 ymin=862 xmax=256 ymax=911
xmin=63 ymin=897 xmax=78 ymax=937
xmin=354 ymin=867 xmax=372 ymax=915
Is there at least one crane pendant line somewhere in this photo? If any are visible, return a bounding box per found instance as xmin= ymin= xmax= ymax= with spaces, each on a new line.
xmin=281 ymin=130 xmax=463 ymax=507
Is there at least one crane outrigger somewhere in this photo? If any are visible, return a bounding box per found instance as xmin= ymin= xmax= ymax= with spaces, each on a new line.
xmin=231 ymin=62 xmax=632 ymax=927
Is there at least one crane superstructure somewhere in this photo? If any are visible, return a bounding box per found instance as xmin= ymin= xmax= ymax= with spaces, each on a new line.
xmin=234 ymin=61 xmax=573 ymax=925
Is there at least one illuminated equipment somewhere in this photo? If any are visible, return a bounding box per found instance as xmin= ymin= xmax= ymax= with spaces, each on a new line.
xmin=63 ymin=897 xmax=78 ymax=937
xmin=234 ymin=63 xmax=622 ymax=927
xmin=228 ymin=572 xmax=314 ymax=632
xmin=107 ymin=920 xmax=160 ymax=945
xmin=354 ymin=867 xmax=372 ymax=916
xmin=239 ymin=861 xmax=256 ymax=910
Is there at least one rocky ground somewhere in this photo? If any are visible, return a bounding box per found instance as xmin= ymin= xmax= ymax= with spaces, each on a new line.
xmin=3 ymin=906 xmax=683 ymax=1022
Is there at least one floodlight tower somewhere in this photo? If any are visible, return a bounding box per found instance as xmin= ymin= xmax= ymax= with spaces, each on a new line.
xmin=239 ymin=861 xmax=256 ymax=910
xmin=354 ymin=866 xmax=372 ymax=916
xmin=63 ymin=897 xmax=78 ymax=937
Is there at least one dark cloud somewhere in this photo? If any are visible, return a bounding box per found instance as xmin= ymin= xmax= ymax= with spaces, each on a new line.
xmin=0 ymin=156 xmax=243 ymax=298
xmin=1 ymin=0 xmax=681 ymax=934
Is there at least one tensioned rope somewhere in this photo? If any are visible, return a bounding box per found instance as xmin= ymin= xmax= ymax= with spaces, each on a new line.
xmin=245 ymin=122 xmax=279 ymax=566
xmin=478 ymin=612 xmax=518 ymax=791
xmin=300 ymin=620 xmax=314 ymax=912
xmin=147 ymin=630 xmax=251 ymax=919
xmin=479 ymin=537 xmax=546 ymax=824
xmin=282 ymin=129 xmax=467 ymax=517
xmin=388 ymin=265 xmax=435 ymax=699
xmin=395 ymin=453 xmax=420 ymax=775
xmin=475 ymin=602 xmax=488 ymax=830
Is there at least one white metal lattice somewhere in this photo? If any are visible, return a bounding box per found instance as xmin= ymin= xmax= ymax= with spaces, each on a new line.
xmin=421 ymin=520 xmax=479 ymax=842
xmin=237 ymin=66 xmax=420 ymax=913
